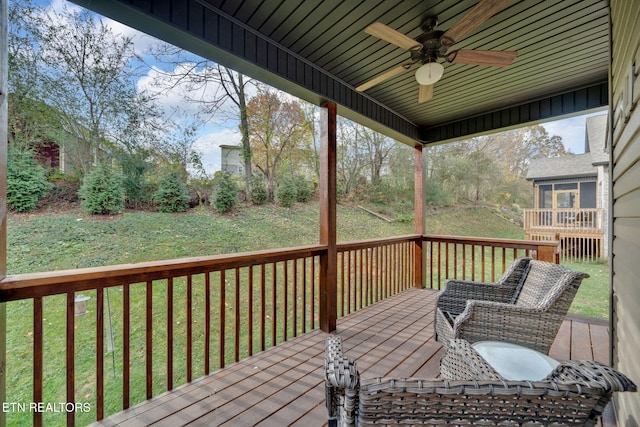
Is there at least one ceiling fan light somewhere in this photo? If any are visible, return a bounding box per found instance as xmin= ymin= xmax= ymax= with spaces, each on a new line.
xmin=415 ymin=62 xmax=444 ymax=85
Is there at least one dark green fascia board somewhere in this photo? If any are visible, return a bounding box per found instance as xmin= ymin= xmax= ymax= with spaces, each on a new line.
xmin=421 ymin=82 xmax=608 ymax=145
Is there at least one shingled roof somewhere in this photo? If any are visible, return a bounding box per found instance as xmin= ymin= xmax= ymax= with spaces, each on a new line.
xmin=526 ymin=114 xmax=608 ymax=181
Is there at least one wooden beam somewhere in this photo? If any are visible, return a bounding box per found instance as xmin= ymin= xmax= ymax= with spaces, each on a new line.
xmin=319 ymin=102 xmax=337 ymax=332
xmin=414 ymin=146 xmax=425 ymax=288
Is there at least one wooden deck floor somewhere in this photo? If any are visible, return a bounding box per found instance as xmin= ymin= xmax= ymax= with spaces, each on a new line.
xmin=91 ymin=288 xmax=612 ymax=426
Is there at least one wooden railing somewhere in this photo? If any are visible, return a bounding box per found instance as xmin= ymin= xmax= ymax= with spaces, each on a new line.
xmin=337 ymin=236 xmax=418 ymax=317
xmin=523 ymin=208 xmax=604 ymax=233
xmin=0 ymin=235 xmax=558 ymax=426
xmin=422 ymin=234 xmax=558 ymax=290
xmin=523 ymin=208 xmax=605 ymax=261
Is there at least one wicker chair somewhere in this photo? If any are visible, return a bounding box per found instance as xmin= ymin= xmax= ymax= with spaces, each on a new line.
xmin=435 ymin=258 xmax=589 ymax=354
xmin=324 ymin=336 xmax=636 ymax=427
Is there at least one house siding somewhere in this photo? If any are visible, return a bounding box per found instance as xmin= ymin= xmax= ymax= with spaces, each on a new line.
xmin=610 ymin=0 xmax=640 ymax=422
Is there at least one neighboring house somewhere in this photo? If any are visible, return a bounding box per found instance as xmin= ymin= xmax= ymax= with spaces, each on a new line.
xmin=220 ymin=144 xmax=243 ymax=175
xmin=524 ymin=114 xmax=609 ymax=261
xmin=8 ymin=93 xmax=107 ymax=176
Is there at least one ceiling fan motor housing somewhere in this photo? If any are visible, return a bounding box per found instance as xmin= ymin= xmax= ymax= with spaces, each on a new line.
xmin=413 ymin=30 xmax=445 ymax=63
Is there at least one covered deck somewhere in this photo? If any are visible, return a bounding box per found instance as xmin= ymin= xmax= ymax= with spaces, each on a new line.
xmin=91 ymin=288 xmax=611 ymax=427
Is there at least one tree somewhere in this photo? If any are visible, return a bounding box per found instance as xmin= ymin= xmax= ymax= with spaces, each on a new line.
xmin=155 ymin=118 xmax=205 ymax=181
xmin=7 ymin=0 xmax=64 ymax=151
xmin=217 ymin=66 xmax=254 ymax=193
xmin=246 ymin=90 xmax=311 ymax=200
xmin=387 ymin=143 xmax=416 ymax=201
xmin=149 ymin=46 xmax=255 ymax=191
xmin=38 ymin=4 xmax=145 ymax=176
xmin=336 ymin=118 xmax=366 ymax=197
xmin=358 ymin=125 xmax=395 ymax=184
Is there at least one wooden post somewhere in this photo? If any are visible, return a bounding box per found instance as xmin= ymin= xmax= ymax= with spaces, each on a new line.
xmin=537 ymin=244 xmax=558 ymax=263
xmin=0 ymin=0 xmax=8 ymax=423
xmin=319 ymin=102 xmax=337 ymax=332
xmin=414 ymin=146 xmax=425 ymax=288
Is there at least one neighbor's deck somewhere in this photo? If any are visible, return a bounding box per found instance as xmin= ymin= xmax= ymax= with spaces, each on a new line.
xmin=91 ymin=288 xmax=612 ymax=426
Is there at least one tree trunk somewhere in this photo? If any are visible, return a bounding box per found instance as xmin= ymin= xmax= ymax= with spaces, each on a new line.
xmin=237 ymin=74 xmax=253 ymax=195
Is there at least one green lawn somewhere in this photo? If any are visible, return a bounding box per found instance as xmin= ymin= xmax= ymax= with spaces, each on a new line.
xmin=3 ymin=201 xmax=609 ymax=425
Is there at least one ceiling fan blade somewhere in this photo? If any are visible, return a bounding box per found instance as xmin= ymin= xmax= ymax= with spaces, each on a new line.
xmin=356 ymin=63 xmax=412 ymax=92
xmin=418 ymin=84 xmax=433 ymax=103
xmin=365 ymin=22 xmax=422 ymax=51
xmin=440 ymin=0 xmax=511 ymax=47
xmin=447 ymin=50 xmax=517 ymax=67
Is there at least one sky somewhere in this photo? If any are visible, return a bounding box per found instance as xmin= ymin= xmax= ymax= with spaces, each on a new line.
xmin=540 ymin=111 xmax=607 ymax=154
xmin=36 ymin=0 xmax=604 ymax=172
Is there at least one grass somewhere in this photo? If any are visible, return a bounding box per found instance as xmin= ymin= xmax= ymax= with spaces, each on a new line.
xmin=3 ymin=201 xmax=609 ymax=425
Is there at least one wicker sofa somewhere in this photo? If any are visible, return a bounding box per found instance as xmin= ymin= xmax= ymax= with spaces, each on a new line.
xmin=324 ymin=336 xmax=636 ymax=426
xmin=434 ymin=257 xmax=589 ymax=354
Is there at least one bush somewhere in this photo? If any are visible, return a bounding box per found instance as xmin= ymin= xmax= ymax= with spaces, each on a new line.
xmin=275 ymin=177 xmax=298 ymax=208
xmin=79 ymin=163 xmax=125 ymax=215
xmin=7 ymin=147 xmax=52 ymax=212
xmin=276 ymin=175 xmax=311 ymax=207
xmin=152 ymin=170 xmax=190 ymax=212
xmin=211 ymin=172 xmax=238 ymax=213
xmin=292 ymin=175 xmax=312 ymax=202
xmin=249 ymin=177 xmax=268 ymax=205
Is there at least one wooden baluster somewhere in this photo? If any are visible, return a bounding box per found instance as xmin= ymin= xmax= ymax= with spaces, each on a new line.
xmin=167 ymin=278 xmax=173 ymax=389
xmin=272 ymin=263 xmax=277 ymax=346
xmin=283 ymin=261 xmax=288 ymax=341
xmin=96 ymin=288 xmax=104 ymax=420
xmin=260 ymin=264 xmax=266 ymax=351
xmin=346 ymin=251 xmax=351 ymax=313
xmin=292 ymin=258 xmax=298 ymax=336
xmin=311 ymin=257 xmax=316 ymax=329
xmin=122 ymin=285 xmax=130 ymax=409
xmin=33 ymin=297 xmax=43 ymax=427
xmin=186 ymin=275 xmax=192 ymax=381
xmin=145 ymin=282 xmax=152 ymax=399
xmin=302 ymin=259 xmax=307 ymax=332
xmin=491 ymin=247 xmax=496 ymax=282
xmin=219 ymin=270 xmax=226 ymax=368
xmin=234 ymin=268 xmax=240 ymax=362
xmin=247 ymin=267 xmax=253 ymax=356
xmin=66 ymin=293 xmax=75 ymax=426
xmin=481 ymin=246 xmax=486 ymax=282
xmin=205 ymin=273 xmax=211 ymax=374
xmin=470 ymin=244 xmax=475 ymax=281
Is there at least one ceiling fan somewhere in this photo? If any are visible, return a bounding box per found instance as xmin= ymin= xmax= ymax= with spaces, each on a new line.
xmin=356 ymin=0 xmax=518 ymax=103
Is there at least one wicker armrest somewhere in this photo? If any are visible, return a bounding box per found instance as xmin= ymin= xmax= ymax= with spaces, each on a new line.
xmin=325 ymin=336 xmax=359 ymax=427
xmin=544 ymin=360 xmax=637 ymax=393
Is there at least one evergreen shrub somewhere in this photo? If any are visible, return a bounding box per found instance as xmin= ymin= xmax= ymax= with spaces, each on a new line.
xmin=211 ymin=172 xmax=238 ymax=213
xmin=152 ymin=170 xmax=190 ymax=212
xmin=7 ymin=147 xmax=52 ymax=212
xmin=79 ymin=163 xmax=125 ymax=215
xmin=275 ymin=177 xmax=298 ymax=207
xmin=249 ymin=176 xmax=268 ymax=205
